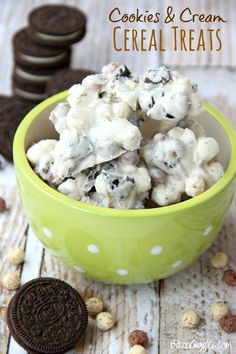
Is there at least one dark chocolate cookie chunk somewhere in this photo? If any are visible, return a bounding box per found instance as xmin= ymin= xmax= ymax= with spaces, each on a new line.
xmin=46 ymin=68 xmax=95 ymax=96
xmin=13 ymin=61 xmax=70 ymax=86
xmin=12 ymin=77 xmax=47 ymax=103
xmin=7 ymin=277 xmax=88 ymax=354
xmin=28 ymin=5 xmax=86 ymax=47
xmin=0 ymin=98 xmax=33 ymax=161
xmin=13 ymin=28 xmax=71 ymax=68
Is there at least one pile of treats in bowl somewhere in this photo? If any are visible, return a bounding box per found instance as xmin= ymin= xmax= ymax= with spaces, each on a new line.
xmin=0 ymin=4 xmax=94 ymax=162
xmin=27 ymin=63 xmax=224 ymax=209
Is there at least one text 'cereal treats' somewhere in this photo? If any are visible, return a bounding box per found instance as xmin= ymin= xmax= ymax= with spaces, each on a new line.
xmin=96 ymin=312 xmax=114 ymax=331
xmin=210 ymin=302 xmax=230 ymax=321
xmin=181 ymin=309 xmax=201 ymax=329
xmin=7 ymin=248 xmax=25 ymax=265
xmin=211 ymin=251 xmax=229 ymax=269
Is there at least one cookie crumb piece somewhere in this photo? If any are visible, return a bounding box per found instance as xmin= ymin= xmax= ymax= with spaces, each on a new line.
xmin=0 ymin=197 xmax=6 ymax=212
xmin=7 ymin=248 xmax=25 ymax=265
xmin=211 ymin=251 xmax=229 ymax=269
xmin=210 ymin=302 xmax=229 ymax=321
xmin=223 ymin=269 xmax=236 ymax=286
xmin=220 ymin=314 xmax=236 ymax=333
xmin=2 ymin=273 xmax=20 ymax=290
xmin=128 ymin=330 xmax=149 ymax=348
xmin=129 ymin=345 xmax=148 ymax=354
xmin=86 ymin=297 xmax=104 ymax=316
xmin=96 ymin=312 xmax=114 ymax=331
xmin=181 ymin=309 xmax=201 ymax=329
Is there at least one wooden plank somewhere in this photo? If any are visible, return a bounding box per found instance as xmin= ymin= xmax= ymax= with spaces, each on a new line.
xmin=159 ymin=67 xmax=236 ymax=354
xmin=0 ymin=186 xmax=27 ymax=354
xmin=40 ymin=254 xmax=160 ymax=354
xmin=7 ymin=228 xmax=44 ymax=354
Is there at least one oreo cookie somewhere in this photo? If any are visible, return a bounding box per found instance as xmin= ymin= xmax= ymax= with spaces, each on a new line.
xmin=46 ymin=68 xmax=95 ymax=96
xmin=7 ymin=278 xmax=88 ymax=354
xmin=14 ymin=62 xmax=70 ymax=86
xmin=0 ymin=98 xmax=33 ymax=161
xmin=12 ymin=77 xmax=47 ymax=103
xmin=0 ymin=95 xmax=13 ymax=108
xmin=28 ymin=5 xmax=86 ymax=47
xmin=13 ymin=28 xmax=71 ymax=68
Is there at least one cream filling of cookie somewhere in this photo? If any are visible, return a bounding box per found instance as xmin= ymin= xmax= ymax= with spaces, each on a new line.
xmin=14 ymin=87 xmax=46 ymax=100
xmin=20 ymin=52 xmax=67 ymax=64
xmin=15 ymin=68 xmax=51 ymax=82
xmin=35 ymin=30 xmax=82 ymax=42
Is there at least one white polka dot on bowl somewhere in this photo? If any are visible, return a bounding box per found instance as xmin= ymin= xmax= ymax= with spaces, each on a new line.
xmin=116 ymin=269 xmax=128 ymax=276
xmin=42 ymin=227 xmax=53 ymax=238
xmin=203 ymin=225 xmax=213 ymax=236
xmin=87 ymin=244 xmax=100 ymax=254
xmin=150 ymin=246 xmax=164 ymax=256
xmin=171 ymin=260 xmax=182 ymax=268
xmin=74 ymin=266 xmax=85 ymax=273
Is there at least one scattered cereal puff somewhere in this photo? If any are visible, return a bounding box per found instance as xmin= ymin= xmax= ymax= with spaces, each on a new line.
xmin=220 ymin=315 xmax=236 ymax=333
xmin=129 ymin=345 xmax=148 ymax=354
xmin=223 ymin=269 xmax=236 ymax=286
xmin=7 ymin=248 xmax=25 ymax=265
xmin=2 ymin=272 xmax=20 ymax=290
xmin=211 ymin=251 xmax=229 ymax=269
xmin=210 ymin=302 xmax=229 ymax=321
xmin=86 ymin=297 xmax=104 ymax=316
xmin=96 ymin=312 xmax=114 ymax=331
xmin=128 ymin=330 xmax=149 ymax=348
xmin=181 ymin=309 xmax=201 ymax=329
xmin=0 ymin=197 xmax=6 ymax=212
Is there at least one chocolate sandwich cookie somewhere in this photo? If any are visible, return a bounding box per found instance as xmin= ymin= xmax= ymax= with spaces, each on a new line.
xmin=7 ymin=277 xmax=88 ymax=354
xmin=0 ymin=98 xmax=33 ymax=161
xmin=28 ymin=5 xmax=87 ymax=47
xmin=14 ymin=61 xmax=70 ymax=86
xmin=12 ymin=77 xmax=47 ymax=103
xmin=13 ymin=28 xmax=71 ymax=68
xmin=0 ymin=95 xmax=13 ymax=108
xmin=46 ymin=68 xmax=95 ymax=96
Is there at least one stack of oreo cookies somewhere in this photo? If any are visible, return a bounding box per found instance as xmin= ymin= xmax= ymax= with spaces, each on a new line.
xmin=12 ymin=4 xmax=87 ymax=103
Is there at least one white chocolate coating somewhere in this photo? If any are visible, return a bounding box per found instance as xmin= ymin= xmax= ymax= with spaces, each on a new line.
xmin=143 ymin=126 xmax=223 ymax=206
xmin=26 ymin=63 xmax=224 ymax=209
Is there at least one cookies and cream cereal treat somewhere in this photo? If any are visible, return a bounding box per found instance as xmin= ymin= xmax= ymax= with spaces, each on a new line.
xmin=27 ymin=63 xmax=224 ymax=209
xmin=143 ymin=126 xmax=223 ymax=206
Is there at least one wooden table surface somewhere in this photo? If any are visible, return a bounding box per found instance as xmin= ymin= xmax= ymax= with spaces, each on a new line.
xmin=0 ymin=1 xmax=236 ymax=353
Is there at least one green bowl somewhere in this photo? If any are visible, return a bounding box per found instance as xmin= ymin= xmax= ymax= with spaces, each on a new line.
xmin=13 ymin=92 xmax=236 ymax=284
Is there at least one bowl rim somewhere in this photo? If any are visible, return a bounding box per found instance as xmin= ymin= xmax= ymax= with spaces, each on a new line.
xmin=13 ymin=91 xmax=236 ymax=218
